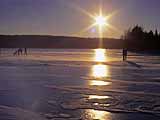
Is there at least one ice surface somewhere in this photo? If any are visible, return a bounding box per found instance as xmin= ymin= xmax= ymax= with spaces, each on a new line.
xmin=0 ymin=49 xmax=160 ymax=120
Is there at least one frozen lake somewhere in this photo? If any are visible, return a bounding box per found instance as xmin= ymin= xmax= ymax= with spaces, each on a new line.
xmin=0 ymin=49 xmax=160 ymax=120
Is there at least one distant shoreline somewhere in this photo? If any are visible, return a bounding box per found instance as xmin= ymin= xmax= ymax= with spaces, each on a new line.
xmin=0 ymin=35 xmax=160 ymax=50
xmin=0 ymin=35 xmax=122 ymax=49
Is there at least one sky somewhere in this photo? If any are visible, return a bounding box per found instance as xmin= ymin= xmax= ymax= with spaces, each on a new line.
xmin=0 ymin=0 xmax=160 ymax=38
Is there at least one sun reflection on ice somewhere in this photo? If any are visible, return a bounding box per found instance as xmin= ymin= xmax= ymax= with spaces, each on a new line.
xmin=89 ymin=48 xmax=111 ymax=86
xmin=85 ymin=109 xmax=111 ymax=120
xmin=92 ymin=64 xmax=108 ymax=78
xmin=88 ymin=95 xmax=110 ymax=99
xmin=90 ymin=80 xmax=111 ymax=86
xmin=94 ymin=49 xmax=107 ymax=62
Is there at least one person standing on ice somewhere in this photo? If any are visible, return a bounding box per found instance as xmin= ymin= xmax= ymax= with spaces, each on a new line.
xmin=123 ymin=48 xmax=127 ymax=61
xmin=24 ymin=48 xmax=27 ymax=55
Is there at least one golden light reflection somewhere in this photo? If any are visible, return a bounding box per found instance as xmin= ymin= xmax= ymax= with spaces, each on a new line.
xmin=90 ymin=80 xmax=111 ymax=86
xmin=94 ymin=48 xmax=106 ymax=62
xmin=89 ymin=49 xmax=111 ymax=86
xmin=85 ymin=109 xmax=111 ymax=120
xmin=92 ymin=64 xmax=108 ymax=78
xmin=88 ymin=95 xmax=110 ymax=99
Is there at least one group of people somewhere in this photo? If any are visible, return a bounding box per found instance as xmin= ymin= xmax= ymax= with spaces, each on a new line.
xmin=13 ymin=48 xmax=27 ymax=56
xmin=11 ymin=48 xmax=128 ymax=60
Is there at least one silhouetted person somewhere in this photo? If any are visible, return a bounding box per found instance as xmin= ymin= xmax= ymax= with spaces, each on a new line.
xmin=17 ymin=48 xmax=22 ymax=56
xmin=24 ymin=48 xmax=27 ymax=55
xmin=13 ymin=49 xmax=19 ymax=56
xmin=123 ymin=48 xmax=127 ymax=61
xmin=20 ymin=48 xmax=23 ymax=55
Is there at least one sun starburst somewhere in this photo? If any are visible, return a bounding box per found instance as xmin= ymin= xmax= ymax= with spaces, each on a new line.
xmin=70 ymin=2 xmax=120 ymax=45
xmin=95 ymin=15 xmax=108 ymax=27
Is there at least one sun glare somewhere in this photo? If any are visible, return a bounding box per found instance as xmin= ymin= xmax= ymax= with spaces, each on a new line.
xmin=95 ymin=15 xmax=107 ymax=27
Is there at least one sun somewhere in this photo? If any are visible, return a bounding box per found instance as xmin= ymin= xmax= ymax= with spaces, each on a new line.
xmin=72 ymin=4 xmax=120 ymax=41
xmin=95 ymin=15 xmax=108 ymax=27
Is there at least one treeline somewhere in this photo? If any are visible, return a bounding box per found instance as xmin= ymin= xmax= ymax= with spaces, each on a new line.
xmin=122 ymin=25 xmax=160 ymax=50
xmin=1 ymin=26 xmax=160 ymax=50
xmin=0 ymin=35 xmax=122 ymax=49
